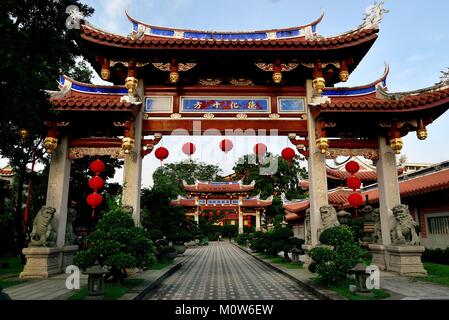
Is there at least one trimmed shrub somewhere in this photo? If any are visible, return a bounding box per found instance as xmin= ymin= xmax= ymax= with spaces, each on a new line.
xmin=310 ymin=226 xmax=371 ymax=285
xmin=148 ymin=229 xmax=163 ymax=242
xmin=422 ymin=247 xmax=449 ymax=265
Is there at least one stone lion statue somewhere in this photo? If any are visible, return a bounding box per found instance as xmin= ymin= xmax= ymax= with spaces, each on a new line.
xmin=318 ymin=205 xmax=340 ymax=240
xmin=30 ymin=206 xmax=57 ymax=247
xmin=391 ymin=204 xmax=420 ymax=245
xmin=65 ymin=207 xmax=77 ymax=245
xmin=320 ymin=205 xmax=340 ymax=230
xmin=123 ymin=205 xmax=134 ymax=215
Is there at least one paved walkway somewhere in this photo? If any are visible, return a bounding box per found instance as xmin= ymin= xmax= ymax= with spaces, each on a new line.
xmin=144 ymin=241 xmax=320 ymax=300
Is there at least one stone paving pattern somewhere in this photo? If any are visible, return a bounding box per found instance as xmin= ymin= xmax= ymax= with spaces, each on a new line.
xmin=144 ymin=241 xmax=319 ymax=300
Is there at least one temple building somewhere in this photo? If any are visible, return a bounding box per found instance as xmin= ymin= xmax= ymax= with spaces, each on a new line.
xmin=20 ymin=2 xmax=449 ymax=278
xmin=284 ymin=159 xmax=449 ymax=249
xmin=170 ymin=180 xmax=272 ymax=233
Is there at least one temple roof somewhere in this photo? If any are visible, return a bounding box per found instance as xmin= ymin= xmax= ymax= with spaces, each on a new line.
xmin=49 ymin=76 xmax=133 ymax=112
xmin=0 ymin=165 xmax=14 ymax=177
xmin=316 ymin=68 xmax=449 ymax=115
xmin=182 ymin=180 xmax=255 ymax=193
xmin=170 ymin=194 xmax=272 ymax=207
xmin=285 ymin=161 xmax=449 ymax=220
xmin=79 ymin=21 xmax=378 ymax=51
xmin=126 ymin=11 xmax=324 ymax=41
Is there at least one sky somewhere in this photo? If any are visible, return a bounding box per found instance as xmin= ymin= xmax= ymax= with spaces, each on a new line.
xmin=2 ymin=0 xmax=448 ymax=187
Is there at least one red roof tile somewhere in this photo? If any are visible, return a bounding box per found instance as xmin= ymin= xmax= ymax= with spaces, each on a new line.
xmin=319 ymin=88 xmax=449 ymax=113
xmin=80 ymin=24 xmax=378 ymax=51
xmin=241 ymin=198 xmax=272 ymax=207
xmin=360 ymin=168 xmax=449 ymax=206
xmin=50 ymin=91 xmax=133 ymax=112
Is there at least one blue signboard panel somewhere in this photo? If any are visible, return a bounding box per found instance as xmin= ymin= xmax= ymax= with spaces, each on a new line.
xmin=181 ymin=97 xmax=270 ymax=113
xmin=278 ymin=97 xmax=306 ymax=113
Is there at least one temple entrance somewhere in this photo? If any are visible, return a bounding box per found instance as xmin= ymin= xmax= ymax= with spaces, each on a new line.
xmin=21 ymin=3 xmax=449 ymax=286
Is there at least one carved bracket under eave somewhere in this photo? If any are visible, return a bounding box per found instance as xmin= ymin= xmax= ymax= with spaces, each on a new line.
xmin=141 ymin=133 xmax=162 ymax=158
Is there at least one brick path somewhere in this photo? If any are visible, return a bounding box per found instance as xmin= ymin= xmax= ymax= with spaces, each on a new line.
xmin=144 ymin=241 xmax=319 ymax=300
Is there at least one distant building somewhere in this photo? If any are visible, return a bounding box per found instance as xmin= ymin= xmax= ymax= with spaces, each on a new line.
xmin=284 ymin=158 xmax=449 ymax=249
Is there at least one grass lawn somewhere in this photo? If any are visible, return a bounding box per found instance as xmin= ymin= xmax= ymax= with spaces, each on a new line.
xmin=260 ymin=254 xmax=303 ymax=269
xmin=68 ymin=278 xmax=144 ymax=300
xmin=0 ymin=256 xmax=23 ymax=277
xmin=313 ymin=277 xmax=390 ymax=300
xmin=0 ymin=256 xmax=29 ymax=288
xmin=149 ymin=259 xmax=175 ymax=270
xmin=417 ymin=263 xmax=449 ymax=287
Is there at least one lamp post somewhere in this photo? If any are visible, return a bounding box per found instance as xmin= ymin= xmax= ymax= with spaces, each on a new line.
xmin=349 ymin=263 xmax=373 ymax=295
xmin=84 ymin=263 xmax=108 ymax=299
xmin=291 ymin=247 xmax=302 ymax=264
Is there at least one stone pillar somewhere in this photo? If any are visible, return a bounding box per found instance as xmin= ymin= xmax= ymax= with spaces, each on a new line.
xmin=122 ymin=81 xmax=144 ymax=226
xmin=306 ymin=80 xmax=329 ymax=246
xmin=238 ymin=206 xmax=243 ymax=234
xmin=46 ymin=136 xmax=71 ymax=248
xmin=376 ymin=136 xmax=400 ymax=246
xmin=255 ymin=210 xmax=261 ymax=231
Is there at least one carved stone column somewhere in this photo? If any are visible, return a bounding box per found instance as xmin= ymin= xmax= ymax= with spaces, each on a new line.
xmin=238 ymin=204 xmax=243 ymax=234
xmin=46 ymin=136 xmax=72 ymax=248
xmin=255 ymin=210 xmax=261 ymax=231
xmin=376 ymin=136 xmax=400 ymax=246
xmin=306 ymin=80 xmax=329 ymax=246
xmin=122 ymin=80 xmax=144 ymax=226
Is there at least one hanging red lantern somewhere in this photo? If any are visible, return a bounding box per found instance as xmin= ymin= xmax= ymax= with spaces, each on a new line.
xmin=281 ymin=147 xmax=295 ymax=161
xmin=201 ymin=212 xmax=206 ymax=217
xmin=253 ymin=143 xmax=267 ymax=156
xmin=209 ymin=212 xmax=213 ymax=217
xmin=348 ymin=193 xmax=364 ymax=208
xmin=90 ymin=159 xmax=105 ymax=174
xmin=219 ymin=139 xmax=233 ymax=153
xmin=345 ymin=160 xmax=360 ymax=174
xmin=88 ymin=176 xmax=105 ymax=191
xmin=182 ymin=142 xmax=196 ymax=156
xmin=86 ymin=192 xmax=103 ymax=209
xmin=346 ymin=176 xmax=362 ymax=190
xmin=155 ymin=147 xmax=169 ymax=162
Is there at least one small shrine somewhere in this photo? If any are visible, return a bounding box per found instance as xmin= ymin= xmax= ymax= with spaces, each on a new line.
xmin=170 ymin=180 xmax=272 ymax=233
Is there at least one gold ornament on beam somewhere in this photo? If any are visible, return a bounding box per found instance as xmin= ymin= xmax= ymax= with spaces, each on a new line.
xmin=389 ymin=138 xmax=403 ymax=154
xmin=18 ymin=128 xmax=30 ymax=139
xmin=121 ymin=137 xmax=135 ymax=154
xmin=316 ymin=137 xmax=329 ymax=154
xmin=43 ymin=137 xmax=58 ymax=155
xmin=339 ymin=70 xmax=349 ymax=82
xmin=416 ymin=119 xmax=428 ymax=140
xmin=312 ymin=77 xmax=326 ymax=94
xmin=169 ymin=71 xmax=180 ymax=84
xmin=272 ymin=72 xmax=282 ymax=84
xmin=125 ymin=77 xmax=139 ymax=95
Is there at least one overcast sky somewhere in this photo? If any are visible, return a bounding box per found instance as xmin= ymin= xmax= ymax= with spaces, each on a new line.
xmin=2 ymin=0 xmax=448 ymax=187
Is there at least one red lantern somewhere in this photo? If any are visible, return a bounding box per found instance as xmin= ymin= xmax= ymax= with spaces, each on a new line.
xmin=253 ymin=143 xmax=267 ymax=156
xmin=219 ymin=139 xmax=233 ymax=153
xmin=90 ymin=159 xmax=105 ymax=174
xmin=281 ymin=147 xmax=295 ymax=161
xmin=86 ymin=192 xmax=103 ymax=209
xmin=209 ymin=212 xmax=213 ymax=217
xmin=348 ymin=193 xmax=364 ymax=208
xmin=155 ymin=147 xmax=169 ymax=162
xmin=345 ymin=160 xmax=360 ymax=174
xmin=88 ymin=176 xmax=105 ymax=191
xmin=346 ymin=176 xmax=362 ymax=190
xmin=182 ymin=142 xmax=196 ymax=156
xmin=201 ymin=212 xmax=206 ymax=217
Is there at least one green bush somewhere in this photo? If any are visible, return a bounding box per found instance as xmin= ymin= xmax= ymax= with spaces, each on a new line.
xmin=221 ymin=225 xmax=238 ymax=239
xmin=148 ymin=229 xmax=163 ymax=241
xmin=310 ymin=226 xmax=371 ymax=285
xmin=319 ymin=226 xmax=354 ymax=247
xmin=235 ymin=233 xmax=250 ymax=246
xmin=73 ymin=207 xmax=156 ymax=283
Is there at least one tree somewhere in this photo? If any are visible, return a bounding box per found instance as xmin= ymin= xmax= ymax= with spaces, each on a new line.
xmin=0 ymin=0 xmax=94 ymax=258
xmin=152 ymin=160 xmax=224 ymax=196
xmin=233 ymin=153 xmax=307 ymax=199
xmin=73 ymin=206 xmax=156 ymax=283
xmin=233 ymin=153 xmax=308 ymax=224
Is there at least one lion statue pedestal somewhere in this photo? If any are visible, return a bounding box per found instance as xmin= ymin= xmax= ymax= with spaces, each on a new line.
xmin=385 ymin=245 xmax=427 ymax=275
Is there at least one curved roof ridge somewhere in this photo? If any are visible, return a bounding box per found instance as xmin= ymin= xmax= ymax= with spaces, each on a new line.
xmin=323 ymin=64 xmax=389 ymax=97
xmin=125 ymin=10 xmax=324 ymax=37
